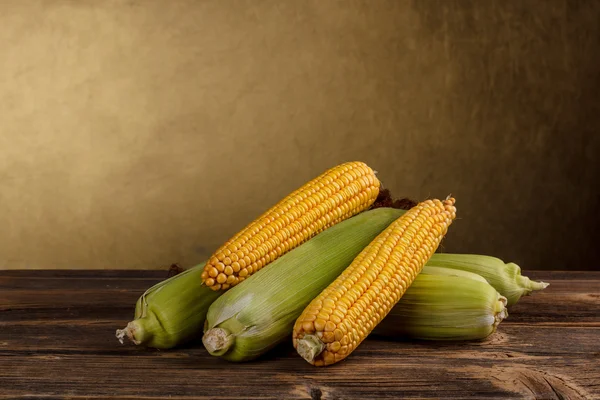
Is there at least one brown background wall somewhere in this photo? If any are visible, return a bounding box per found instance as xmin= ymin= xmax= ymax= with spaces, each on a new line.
xmin=1 ymin=0 xmax=598 ymax=271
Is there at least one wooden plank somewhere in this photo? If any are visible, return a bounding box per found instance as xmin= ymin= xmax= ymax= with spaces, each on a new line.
xmin=3 ymin=273 xmax=599 ymax=324
xmin=0 ymin=276 xmax=162 ymax=291
xmin=2 ymin=319 xmax=600 ymax=355
xmin=0 ymin=269 xmax=169 ymax=278
xmin=1 ymin=338 xmax=597 ymax=399
xmin=1 ymin=269 xmax=599 ymax=280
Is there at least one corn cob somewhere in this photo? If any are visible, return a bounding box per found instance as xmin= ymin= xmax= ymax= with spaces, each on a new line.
xmin=373 ymin=266 xmax=508 ymax=340
xmin=426 ymin=253 xmax=549 ymax=306
xmin=201 ymin=161 xmax=380 ymax=290
xmin=293 ymin=197 xmax=457 ymax=366
xmin=202 ymin=207 xmax=406 ymax=361
xmin=116 ymin=262 xmax=222 ymax=349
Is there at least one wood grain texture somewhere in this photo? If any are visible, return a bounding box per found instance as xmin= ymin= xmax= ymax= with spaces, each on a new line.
xmin=1 ymin=270 xmax=599 ymax=399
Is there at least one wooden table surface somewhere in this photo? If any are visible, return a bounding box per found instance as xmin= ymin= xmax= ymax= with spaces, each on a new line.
xmin=1 ymin=270 xmax=599 ymax=399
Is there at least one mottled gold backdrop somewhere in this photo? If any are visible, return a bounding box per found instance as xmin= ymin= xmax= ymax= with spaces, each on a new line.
xmin=1 ymin=0 xmax=598 ymax=270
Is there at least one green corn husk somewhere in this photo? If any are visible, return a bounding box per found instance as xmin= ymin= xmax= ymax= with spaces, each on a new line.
xmin=372 ymin=266 xmax=508 ymax=341
xmin=417 ymin=265 xmax=489 ymax=283
xmin=116 ymin=261 xmax=223 ymax=349
xmin=426 ymin=253 xmax=549 ymax=306
xmin=202 ymin=207 xmax=406 ymax=362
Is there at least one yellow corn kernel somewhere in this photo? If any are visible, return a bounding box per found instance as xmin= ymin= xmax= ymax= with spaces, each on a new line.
xmin=201 ymin=161 xmax=380 ymax=290
xmin=293 ymin=197 xmax=457 ymax=366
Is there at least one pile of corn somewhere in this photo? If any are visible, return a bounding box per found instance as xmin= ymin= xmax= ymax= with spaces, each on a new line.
xmin=116 ymin=161 xmax=548 ymax=366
